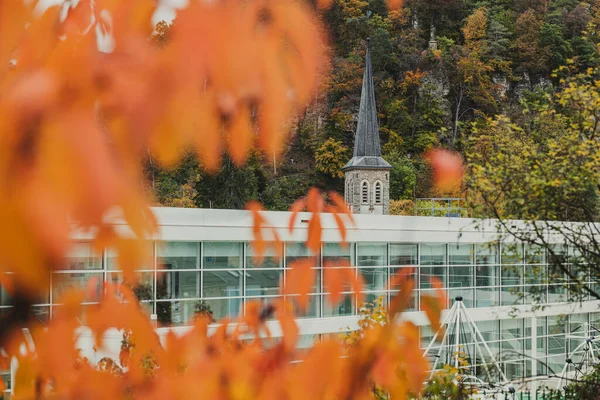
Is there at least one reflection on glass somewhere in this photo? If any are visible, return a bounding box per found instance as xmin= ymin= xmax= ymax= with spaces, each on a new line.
xmin=501 ymin=265 xmax=523 ymax=286
xmin=52 ymin=272 xmax=103 ymax=302
xmin=107 ymin=272 xmax=154 ymax=301
xmin=390 ymin=244 xmax=417 ymax=265
xmin=285 ymin=243 xmax=317 ymax=266
xmin=203 ymin=270 xmax=242 ymax=297
xmin=323 ymin=243 xmax=354 ymax=266
xmin=525 ymin=245 xmax=545 ymax=264
xmin=158 ymin=242 xmax=198 ymax=270
xmin=502 ymin=243 xmax=523 ymax=264
xmin=156 ymin=300 xmax=196 ymax=326
xmin=204 ymin=242 xmax=243 ymax=269
xmin=246 ymin=270 xmax=282 ymax=296
xmin=290 ymin=295 xmax=320 ymax=318
xmin=390 ymin=267 xmax=417 ymax=290
xmin=156 ymin=271 xmax=199 ymax=299
xmin=475 ymin=320 xmax=500 ymax=341
xmin=357 ymin=243 xmax=387 ymax=266
xmin=323 ymin=295 xmax=355 ymax=316
xmin=106 ymin=242 xmax=154 ymax=271
xmin=449 ymin=244 xmax=473 ymax=265
xmin=476 ymin=265 xmax=499 ymax=287
xmin=501 ymin=286 xmax=523 ymax=306
xmin=359 ymin=267 xmax=387 ymax=291
xmin=476 ymin=243 xmax=498 ymax=264
xmin=246 ymin=243 xmax=282 ymax=268
xmin=525 ymin=265 xmax=546 ymax=285
xmin=62 ymin=242 xmax=102 ymax=270
xmin=420 ymin=266 xmax=446 ymax=288
xmin=449 ymin=288 xmax=474 ymax=307
xmin=475 ymin=287 xmax=499 ymax=307
xmin=449 ymin=265 xmax=472 ymax=288
xmin=420 ymin=244 xmax=447 ymax=265
xmin=204 ymin=297 xmax=242 ymax=321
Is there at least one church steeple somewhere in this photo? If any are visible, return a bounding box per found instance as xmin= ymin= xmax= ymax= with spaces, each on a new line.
xmin=343 ymin=39 xmax=391 ymax=169
xmin=342 ymin=39 xmax=391 ymax=215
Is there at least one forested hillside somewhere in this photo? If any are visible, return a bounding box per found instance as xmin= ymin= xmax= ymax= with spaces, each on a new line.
xmin=147 ymin=0 xmax=600 ymax=212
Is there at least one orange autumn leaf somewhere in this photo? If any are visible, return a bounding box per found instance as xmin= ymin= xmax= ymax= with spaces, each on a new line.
xmin=283 ymin=259 xmax=316 ymax=312
xmin=288 ymin=198 xmax=305 ymax=233
xmin=425 ymin=149 xmax=464 ymax=193
xmin=420 ymin=278 xmax=446 ymax=332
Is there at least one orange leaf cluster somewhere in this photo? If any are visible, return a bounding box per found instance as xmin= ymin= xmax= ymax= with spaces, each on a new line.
xmin=5 ymin=280 xmax=443 ymax=400
xmin=424 ymin=149 xmax=465 ymax=194
xmin=0 ymin=0 xmax=326 ymax=295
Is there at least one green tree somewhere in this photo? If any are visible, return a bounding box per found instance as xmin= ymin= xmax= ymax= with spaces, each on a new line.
xmin=315 ymin=138 xmax=350 ymax=178
xmin=195 ymin=154 xmax=265 ymax=209
xmin=386 ymin=151 xmax=418 ymax=200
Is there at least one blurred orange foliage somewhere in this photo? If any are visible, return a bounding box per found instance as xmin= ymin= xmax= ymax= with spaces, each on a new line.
xmin=425 ymin=149 xmax=465 ymax=194
xmin=0 ymin=0 xmax=444 ymax=399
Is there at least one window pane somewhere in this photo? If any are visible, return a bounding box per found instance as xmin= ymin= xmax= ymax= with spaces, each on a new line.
xmin=158 ymin=242 xmax=198 ymax=270
xmin=357 ymin=243 xmax=387 ymax=267
xmin=525 ymin=265 xmax=546 ymax=285
xmin=502 ymin=265 xmax=522 ymax=286
xmin=204 ymin=242 xmax=243 ymax=269
xmin=449 ymin=265 xmax=473 ymax=288
xmin=359 ymin=267 xmax=388 ymax=291
xmin=476 ymin=265 xmax=499 ymax=287
xmin=390 ymin=267 xmax=417 ymax=290
xmin=502 ymin=319 xmax=523 ymax=340
xmin=390 ymin=244 xmax=417 ymax=265
xmin=476 ymin=243 xmax=498 ymax=264
xmin=449 ymin=288 xmax=473 ymax=307
xmin=107 ymin=271 xmax=154 ymax=301
xmin=420 ymin=244 xmax=446 ymax=265
xmin=420 ymin=266 xmax=446 ymax=288
xmin=449 ymin=244 xmax=473 ymax=265
xmin=475 ymin=287 xmax=499 ymax=307
xmin=246 ymin=270 xmax=282 ymax=296
xmin=525 ymin=244 xmax=545 ymax=264
xmin=323 ymin=243 xmax=354 ymax=266
xmin=156 ymin=271 xmax=199 ymax=299
xmin=106 ymin=242 xmax=154 ymax=271
xmin=62 ymin=243 xmax=102 ymax=270
xmin=286 ymin=243 xmax=317 ymax=266
xmin=204 ymin=298 xmax=242 ymax=320
xmin=203 ymin=270 xmax=242 ymax=297
xmin=502 ymin=243 xmax=523 ymax=264
xmin=323 ymin=295 xmax=355 ymax=316
xmin=291 ymin=295 xmax=321 ymax=318
xmin=52 ymin=272 xmax=103 ymax=302
xmin=501 ymin=286 xmax=523 ymax=306
xmin=246 ymin=243 xmax=282 ymax=268
xmin=476 ymin=320 xmax=501 ymax=341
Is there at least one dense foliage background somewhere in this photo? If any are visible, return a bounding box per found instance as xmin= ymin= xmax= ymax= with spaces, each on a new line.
xmin=148 ymin=0 xmax=600 ymax=212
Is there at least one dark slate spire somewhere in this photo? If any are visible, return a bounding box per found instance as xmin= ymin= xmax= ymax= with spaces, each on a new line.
xmin=343 ymin=39 xmax=391 ymax=171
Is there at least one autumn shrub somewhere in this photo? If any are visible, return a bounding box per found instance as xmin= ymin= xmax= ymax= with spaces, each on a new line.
xmin=390 ymin=199 xmax=415 ymax=215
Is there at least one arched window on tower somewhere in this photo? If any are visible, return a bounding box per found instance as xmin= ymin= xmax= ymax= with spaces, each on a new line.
xmin=362 ymin=181 xmax=369 ymax=204
xmin=347 ymin=180 xmax=353 ymax=203
xmin=374 ymin=181 xmax=382 ymax=204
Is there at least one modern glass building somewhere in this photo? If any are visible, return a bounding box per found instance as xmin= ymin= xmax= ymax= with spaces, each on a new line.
xmin=2 ymin=207 xmax=598 ymax=391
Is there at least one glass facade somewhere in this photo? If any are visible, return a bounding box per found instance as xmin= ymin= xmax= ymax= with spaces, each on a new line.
xmin=1 ymin=239 xmax=596 ymax=383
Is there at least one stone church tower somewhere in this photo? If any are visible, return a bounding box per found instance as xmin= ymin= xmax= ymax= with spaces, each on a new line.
xmin=342 ymin=40 xmax=392 ymax=215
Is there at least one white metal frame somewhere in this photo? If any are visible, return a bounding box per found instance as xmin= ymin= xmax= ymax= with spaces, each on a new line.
xmin=423 ymin=296 xmax=509 ymax=388
xmin=557 ymin=323 xmax=600 ymax=389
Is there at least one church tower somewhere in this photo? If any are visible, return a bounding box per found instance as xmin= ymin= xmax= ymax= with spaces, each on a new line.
xmin=342 ymin=39 xmax=392 ymax=215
